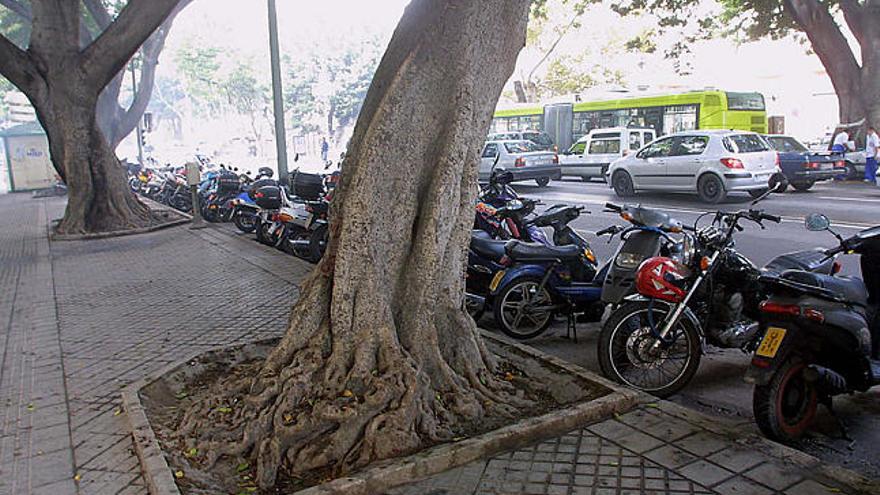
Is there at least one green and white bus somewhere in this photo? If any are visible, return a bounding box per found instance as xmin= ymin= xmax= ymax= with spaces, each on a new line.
xmin=491 ymin=90 xmax=768 ymax=150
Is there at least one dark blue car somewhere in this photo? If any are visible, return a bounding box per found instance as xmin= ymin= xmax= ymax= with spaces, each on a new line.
xmin=763 ymin=135 xmax=845 ymax=191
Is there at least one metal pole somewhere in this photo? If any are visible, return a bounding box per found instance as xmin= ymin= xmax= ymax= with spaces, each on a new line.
xmin=189 ymin=185 xmax=206 ymax=229
xmin=267 ymin=0 xmax=289 ymax=183
xmin=130 ymin=62 xmax=145 ymax=166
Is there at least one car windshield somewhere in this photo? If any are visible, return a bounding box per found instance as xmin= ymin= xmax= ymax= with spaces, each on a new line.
xmin=766 ymin=136 xmax=808 ymax=153
xmin=725 ymin=134 xmax=770 ymax=153
xmin=523 ymin=132 xmax=553 ymax=146
xmin=504 ymin=141 xmax=534 ymax=153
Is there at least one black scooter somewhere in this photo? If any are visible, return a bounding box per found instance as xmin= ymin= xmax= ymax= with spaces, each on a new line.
xmin=746 ymin=213 xmax=880 ymax=442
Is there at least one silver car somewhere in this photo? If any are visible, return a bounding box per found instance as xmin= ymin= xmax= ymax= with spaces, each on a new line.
xmin=479 ymin=140 xmax=561 ymax=187
xmin=606 ymin=130 xmax=780 ymax=203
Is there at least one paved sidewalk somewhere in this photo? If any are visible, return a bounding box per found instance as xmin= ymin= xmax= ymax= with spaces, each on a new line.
xmin=0 ymin=193 xmax=875 ymax=495
xmin=0 ymin=194 xmax=311 ymax=494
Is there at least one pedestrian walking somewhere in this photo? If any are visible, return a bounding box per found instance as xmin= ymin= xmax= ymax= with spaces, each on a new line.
xmin=321 ymin=137 xmax=329 ymax=163
xmin=866 ymin=126 xmax=879 ymax=184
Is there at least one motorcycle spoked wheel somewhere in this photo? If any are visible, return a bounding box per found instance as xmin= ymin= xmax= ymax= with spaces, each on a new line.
xmin=256 ymin=222 xmax=276 ymax=246
xmin=202 ymin=205 xmax=220 ymax=223
xmin=233 ymin=212 xmax=258 ymax=233
xmin=753 ymin=357 xmax=818 ymax=443
xmin=465 ymin=297 xmax=486 ymax=322
xmin=598 ymin=300 xmax=701 ymax=398
xmin=492 ymin=277 xmax=554 ymax=340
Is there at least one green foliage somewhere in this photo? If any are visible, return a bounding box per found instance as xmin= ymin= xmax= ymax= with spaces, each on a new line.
xmin=326 ymin=38 xmax=383 ymax=130
xmin=541 ymin=54 xmax=624 ymax=97
xmin=0 ymin=3 xmax=30 ymax=49
xmin=223 ymin=63 xmax=268 ymax=119
xmin=283 ymin=55 xmax=320 ymax=133
xmin=175 ymin=44 xmax=223 ymax=115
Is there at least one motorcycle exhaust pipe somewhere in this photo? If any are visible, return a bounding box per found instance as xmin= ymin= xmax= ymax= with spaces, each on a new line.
xmin=803 ymin=365 xmax=847 ymax=395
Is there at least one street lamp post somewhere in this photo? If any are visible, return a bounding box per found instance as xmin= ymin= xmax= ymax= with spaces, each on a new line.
xmin=267 ymin=0 xmax=289 ymax=183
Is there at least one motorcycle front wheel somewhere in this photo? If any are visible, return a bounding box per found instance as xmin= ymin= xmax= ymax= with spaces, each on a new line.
xmin=598 ymin=300 xmax=701 ymax=398
xmin=753 ymin=357 xmax=818 ymax=443
xmin=492 ymin=277 xmax=554 ymax=340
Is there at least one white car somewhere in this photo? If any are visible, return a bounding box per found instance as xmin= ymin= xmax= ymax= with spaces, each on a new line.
xmin=479 ymin=140 xmax=561 ymax=187
xmin=606 ymin=130 xmax=780 ymax=203
xmin=560 ymin=127 xmax=656 ymax=181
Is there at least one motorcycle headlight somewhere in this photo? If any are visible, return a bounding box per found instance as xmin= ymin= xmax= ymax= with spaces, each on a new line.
xmin=615 ymin=252 xmax=644 ymax=269
xmin=672 ymin=234 xmax=695 ymax=266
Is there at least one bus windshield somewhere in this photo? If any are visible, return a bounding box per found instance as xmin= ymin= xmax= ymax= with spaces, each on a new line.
xmin=726 ymin=92 xmax=765 ymax=111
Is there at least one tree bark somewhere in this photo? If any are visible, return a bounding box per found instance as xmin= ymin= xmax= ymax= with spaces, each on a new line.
xmin=176 ymin=0 xmax=532 ymax=489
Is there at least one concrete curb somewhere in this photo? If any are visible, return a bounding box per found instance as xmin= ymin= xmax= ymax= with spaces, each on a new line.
xmin=123 ymin=332 xmax=641 ymax=495
xmin=49 ymin=197 xmax=189 ymax=241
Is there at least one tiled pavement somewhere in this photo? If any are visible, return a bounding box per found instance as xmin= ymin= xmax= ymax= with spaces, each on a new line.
xmin=0 ymin=193 xmax=875 ymax=495
xmin=0 ymin=194 xmax=311 ymax=494
xmin=389 ymin=404 xmax=866 ymax=495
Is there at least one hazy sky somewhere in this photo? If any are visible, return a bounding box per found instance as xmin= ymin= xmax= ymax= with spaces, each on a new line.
xmin=161 ymin=0 xmax=845 ymax=141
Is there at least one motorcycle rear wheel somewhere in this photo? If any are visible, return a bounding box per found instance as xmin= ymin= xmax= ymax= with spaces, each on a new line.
xmin=753 ymin=357 xmax=818 ymax=443
xmin=492 ymin=277 xmax=554 ymax=340
xmin=234 ymin=212 xmax=258 ymax=233
xmin=598 ymin=300 xmax=701 ymax=398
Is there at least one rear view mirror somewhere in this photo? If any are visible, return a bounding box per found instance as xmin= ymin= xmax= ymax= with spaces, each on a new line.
xmin=805 ymin=213 xmax=830 ymax=232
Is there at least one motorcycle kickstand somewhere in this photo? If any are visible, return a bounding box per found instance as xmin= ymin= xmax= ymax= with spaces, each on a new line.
xmin=822 ymin=396 xmax=854 ymax=447
xmin=566 ymin=312 xmax=577 ymax=343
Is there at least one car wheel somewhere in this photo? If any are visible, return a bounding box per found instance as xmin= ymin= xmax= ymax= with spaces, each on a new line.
xmin=612 ymin=171 xmax=635 ymax=197
xmin=535 ymin=177 xmax=551 ymax=187
xmin=697 ymin=174 xmax=726 ymax=203
xmin=791 ymin=181 xmax=814 ymax=192
xmin=748 ymin=188 xmax=768 ymax=199
xmin=845 ymin=162 xmax=858 ymax=180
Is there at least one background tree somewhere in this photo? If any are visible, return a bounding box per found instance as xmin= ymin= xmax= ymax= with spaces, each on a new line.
xmin=609 ymin=0 xmax=880 ymax=133
xmin=0 ymin=0 xmax=192 ymax=149
xmin=0 ymin=0 xmax=188 ymax=234
xmin=176 ymin=0 xmax=532 ymax=489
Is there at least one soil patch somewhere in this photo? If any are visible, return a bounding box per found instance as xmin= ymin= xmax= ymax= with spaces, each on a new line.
xmin=135 ymin=334 xmax=628 ymax=494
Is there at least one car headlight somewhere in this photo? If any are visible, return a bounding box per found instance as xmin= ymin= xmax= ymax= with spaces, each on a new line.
xmin=615 ymin=252 xmax=644 ymax=269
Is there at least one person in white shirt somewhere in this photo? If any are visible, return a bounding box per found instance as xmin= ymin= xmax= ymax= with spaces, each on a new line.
xmin=832 ymin=130 xmax=852 ymax=152
xmin=866 ymin=126 xmax=879 ymax=183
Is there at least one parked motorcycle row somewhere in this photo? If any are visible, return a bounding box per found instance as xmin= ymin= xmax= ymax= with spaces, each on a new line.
xmin=128 ymin=161 xmax=339 ymax=264
xmin=467 ymin=165 xmax=880 ymax=446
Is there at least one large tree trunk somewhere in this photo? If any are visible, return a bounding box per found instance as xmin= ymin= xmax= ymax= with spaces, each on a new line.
xmin=177 ymin=0 xmax=531 ymax=489
xmin=784 ymin=0 xmax=880 ymax=129
xmin=32 ymin=81 xmax=152 ymax=233
xmin=0 ymin=0 xmax=183 ymax=234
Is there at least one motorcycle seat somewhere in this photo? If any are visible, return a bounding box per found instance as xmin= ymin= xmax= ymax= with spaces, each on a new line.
xmin=781 ymin=270 xmax=868 ymax=307
xmin=764 ymin=249 xmax=834 ymax=275
xmin=470 ymin=231 xmax=508 ymax=261
xmin=505 ymin=239 xmax=582 ymax=262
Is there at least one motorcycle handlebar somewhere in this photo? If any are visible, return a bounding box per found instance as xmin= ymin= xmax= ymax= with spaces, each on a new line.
xmin=604 ymin=202 xmax=623 ymax=212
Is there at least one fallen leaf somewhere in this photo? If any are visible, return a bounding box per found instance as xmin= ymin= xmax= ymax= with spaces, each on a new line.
xmin=174 ymin=470 xmax=185 ymax=479
xmin=184 ymin=447 xmax=197 ymax=458
xmin=113 ymin=408 xmax=122 ymax=416
xmin=283 ymin=413 xmax=294 ymax=424
xmin=237 ymin=462 xmax=250 ymax=473
xmin=175 ymin=391 xmax=189 ymax=400
xmin=645 ymin=403 xmax=659 ymax=409
xmin=503 ymin=372 xmax=514 ymax=381
xmin=341 ymin=390 xmax=353 ymax=398
xmin=73 ymin=473 xmax=81 ymax=482
xmin=26 ymin=403 xmax=34 ymax=411
xmin=452 ymin=436 xmax=466 ymax=442
xmin=216 ymin=406 xmax=232 ymax=414
xmin=827 ymin=488 xmax=841 ymax=493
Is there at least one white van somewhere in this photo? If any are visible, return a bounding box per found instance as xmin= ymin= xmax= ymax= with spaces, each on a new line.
xmin=559 ymin=127 xmax=656 ymax=181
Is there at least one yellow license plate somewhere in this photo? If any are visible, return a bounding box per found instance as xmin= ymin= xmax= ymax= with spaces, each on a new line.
xmin=756 ymin=327 xmax=787 ymax=358
xmin=489 ymin=271 xmax=506 ymax=292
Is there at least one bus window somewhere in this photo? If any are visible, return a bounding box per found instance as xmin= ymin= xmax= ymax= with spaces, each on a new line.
xmin=726 ymin=92 xmax=765 ymax=111
xmin=663 ymin=105 xmax=698 ymax=134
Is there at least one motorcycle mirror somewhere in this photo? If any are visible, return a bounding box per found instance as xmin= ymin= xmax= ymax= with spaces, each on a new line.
xmin=768 ymin=172 xmax=787 ymax=193
xmin=805 ymin=213 xmax=830 ymax=232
